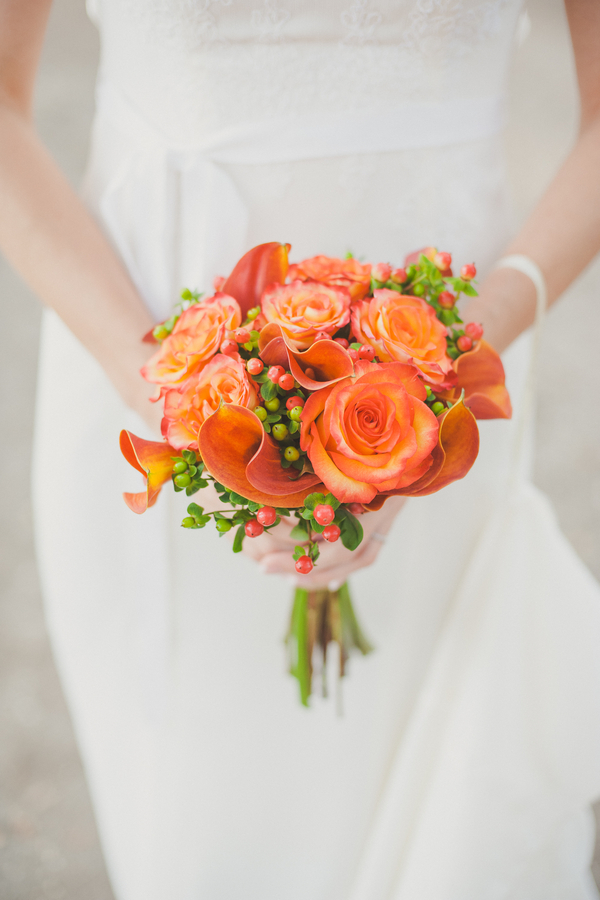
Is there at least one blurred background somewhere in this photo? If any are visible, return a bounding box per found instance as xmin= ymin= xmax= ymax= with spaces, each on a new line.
xmin=1 ymin=1 xmax=599 ymax=897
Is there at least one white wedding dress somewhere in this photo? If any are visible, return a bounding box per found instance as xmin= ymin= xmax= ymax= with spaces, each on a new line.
xmin=32 ymin=2 xmax=600 ymax=898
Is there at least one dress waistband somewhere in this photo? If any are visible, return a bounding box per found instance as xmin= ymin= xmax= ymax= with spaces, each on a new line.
xmin=96 ymin=81 xmax=506 ymax=162
xmin=90 ymin=81 xmax=506 ymax=320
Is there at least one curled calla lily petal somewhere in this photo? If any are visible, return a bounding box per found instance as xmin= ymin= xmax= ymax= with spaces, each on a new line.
xmin=363 ymin=398 xmax=479 ymax=509
xmin=198 ymin=405 xmax=325 ymax=507
xmin=119 ymin=430 xmax=176 ymax=514
xmin=259 ymin=324 xmax=355 ymax=391
xmin=221 ymin=242 xmax=290 ymax=317
xmin=443 ymin=339 xmax=512 ymax=419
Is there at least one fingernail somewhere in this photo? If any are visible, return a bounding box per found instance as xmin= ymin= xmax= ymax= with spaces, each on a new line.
xmin=328 ymin=579 xmax=342 ymax=591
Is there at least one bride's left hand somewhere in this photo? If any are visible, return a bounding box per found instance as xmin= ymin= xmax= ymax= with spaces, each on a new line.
xmin=256 ymin=497 xmax=406 ymax=589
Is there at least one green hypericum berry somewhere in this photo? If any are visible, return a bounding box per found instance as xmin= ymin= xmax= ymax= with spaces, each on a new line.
xmin=288 ymin=406 xmax=303 ymax=422
xmin=247 ymin=307 xmax=260 ymax=320
xmin=181 ymin=288 xmax=192 ymax=300
xmin=181 ymin=516 xmax=196 ymax=528
xmin=153 ymin=324 xmax=169 ymax=341
xmin=174 ymin=473 xmax=192 ymax=488
xmin=265 ymin=397 xmax=281 ymax=412
xmin=284 ymin=446 xmax=300 ymax=461
xmin=431 ymin=402 xmax=446 ymax=416
xmin=254 ymin=406 xmax=268 ymax=421
xmin=272 ymin=424 xmax=289 ymax=441
xmin=216 ymin=519 xmax=232 ymax=533
xmin=172 ymin=460 xmax=188 ymax=474
xmin=406 ymin=265 xmax=417 ymax=280
xmin=425 ymin=385 xmax=433 ymax=398
xmin=412 ymin=283 xmax=425 ymax=296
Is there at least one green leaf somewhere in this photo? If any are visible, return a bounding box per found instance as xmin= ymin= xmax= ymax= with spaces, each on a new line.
xmin=228 ymin=491 xmax=248 ymax=506
xmin=290 ymin=522 xmax=309 ymax=540
xmin=187 ymin=502 xmax=204 ymax=518
xmin=324 ymin=492 xmax=341 ymax=510
xmin=304 ymin=492 xmax=326 ymax=510
xmin=293 ymin=545 xmax=306 ymax=561
xmin=350 ymin=342 xmax=362 ymax=351
xmin=232 ymin=524 xmax=245 ymax=553
xmin=301 ymin=508 xmax=314 ymax=520
xmin=280 ymin=457 xmax=292 ymax=468
xmin=182 ymin=449 xmax=197 ymax=464
xmin=311 ymin=521 xmax=324 ymax=534
xmin=247 ymin=501 xmax=260 ymax=513
xmin=275 ymin=508 xmax=290 ymax=516
xmin=462 ymin=283 xmax=478 ymax=296
xmin=309 ymin=543 xmax=320 ymax=562
xmin=261 ymin=380 xmax=278 ymax=402
xmin=288 ymin=421 xmax=299 ymax=434
xmin=252 ymin=372 xmax=268 ymax=383
xmin=265 ymin=414 xmax=281 ymax=424
xmin=336 ymin=507 xmax=364 ymax=551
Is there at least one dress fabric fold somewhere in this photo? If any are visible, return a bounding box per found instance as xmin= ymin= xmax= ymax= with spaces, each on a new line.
xmin=32 ymin=2 xmax=600 ymax=898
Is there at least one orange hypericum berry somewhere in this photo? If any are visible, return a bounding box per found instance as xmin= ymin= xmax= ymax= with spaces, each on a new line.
xmin=457 ymin=334 xmax=473 ymax=352
xmin=295 ymin=555 xmax=313 ymax=575
xmin=247 ymin=358 xmax=264 ymax=375
xmin=461 ymin=263 xmax=477 ymax=281
xmin=220 ymin=339 xmax=239 ymax=356
xmin=278 ymin=372 xmax=295 ymax=391
xmin=286 ymin=395 xmax=304 ymax=410
xmin=245 ymin=520 xmax=264 ymax=538
xmin=464 ymin=322 xmax=484 ymax=341
xmin=438 ymin=291 xmax=456 ymax=309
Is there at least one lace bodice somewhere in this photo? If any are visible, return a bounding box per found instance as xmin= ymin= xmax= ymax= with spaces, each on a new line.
xmin=89 ymin=0 xmax=523 ymax=146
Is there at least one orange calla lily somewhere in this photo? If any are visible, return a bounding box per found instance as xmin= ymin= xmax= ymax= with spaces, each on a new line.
xmin=119 ymin=430 xmax=176 ymax=513
xmin=198 ymin=405 xmax=324 ymax=507
xmin=363 ymin=397 xmax=480 ymax=509
xmin=221 ymin=242 xmax=290 ymax=317
xmin=441 ymin=339 xmax=512 ymax=419
xmin=258 ymin=324 xmax=355 ymax=391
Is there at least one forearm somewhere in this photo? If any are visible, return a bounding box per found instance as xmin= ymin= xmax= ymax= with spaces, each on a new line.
xmin=463 ymin=114 xmax=600 ymax=352
xmin=0 ymin=100 xmax=156 ymax=416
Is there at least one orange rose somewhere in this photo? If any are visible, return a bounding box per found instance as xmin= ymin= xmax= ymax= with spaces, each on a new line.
xmin=261 ymin=280 xmax=351 ymax=350
xmin=288 ymin=255 xmax=372 ymax=301
xmin=161 ymin=353 xmax=257 ymax=450
xmin=351 ymin=290 xmax=454 ymax=386
xmin=300 ymin=361 xmax=439 ymax=504
xmin=141 ymin=293 xmax=241 ymax=386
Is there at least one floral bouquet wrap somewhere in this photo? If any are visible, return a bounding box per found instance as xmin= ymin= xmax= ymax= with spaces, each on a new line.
xmin=120 ymin=243 xmax=511 ymax=705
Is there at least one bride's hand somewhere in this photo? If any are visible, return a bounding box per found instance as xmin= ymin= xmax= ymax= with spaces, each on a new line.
xmin=241 ymin=497 xmax=406 ymax=588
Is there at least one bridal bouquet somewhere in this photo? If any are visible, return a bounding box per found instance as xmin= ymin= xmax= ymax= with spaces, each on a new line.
xmin=120 ymin=242 xmax=511 ymax=704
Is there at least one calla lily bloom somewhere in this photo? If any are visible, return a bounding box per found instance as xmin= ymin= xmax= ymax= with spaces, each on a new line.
xmin=119 ymin=430 xmax=176 ymax=513
xmin=198 ymin=405 xmax=324 ymax=507
xmin=221 ymin=242 xmax=290 ymax=317
xmin=258 ymin=323 xmax=355 ymax=391
xmin=363 ymin=397 xmax=480 ymax=509
xmin=440 ymin=339 xmax=512 ymax=419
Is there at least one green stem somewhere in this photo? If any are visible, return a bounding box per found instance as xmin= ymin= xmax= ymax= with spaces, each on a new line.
xmin=288 ymin=588 xmax=311 ymax=707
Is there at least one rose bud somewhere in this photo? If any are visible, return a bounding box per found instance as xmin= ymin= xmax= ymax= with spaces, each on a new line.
xmin=437 ymin=291 xmax=456 ymax=309
xmin=461 ymin=263 xmax=477 ymax=281
xmin=372 ymin=263 xmax=392 ymax=282
xmin=391 ymin=267 xmax=407 ymax=283
xmin=434 ymin=252 xmax=452 ymax=271
xmin=213 ymin=275 xmax=226 ymax=291
xmin=464 ymin=322 xmax=484 ymax=341
xmin=456 ymin=334 xmax=473 ymax=352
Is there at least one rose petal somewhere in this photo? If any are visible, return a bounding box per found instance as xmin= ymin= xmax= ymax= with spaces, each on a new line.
xmin=363 ymin=398 xmax=479 ymax=509
xmin=221 ymin=242 xmax=290 ymax=317
xmin=119 ymin=430 xmax=176 ymax=514
xmin=198 ymin=405 xmax=324 ymax=507
xmin=307 ymin=422 xmax=377 ymax=504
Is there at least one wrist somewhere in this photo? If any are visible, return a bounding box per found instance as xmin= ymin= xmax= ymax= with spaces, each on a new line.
xmin=461 ymin=265 xmax=537 ymax=354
